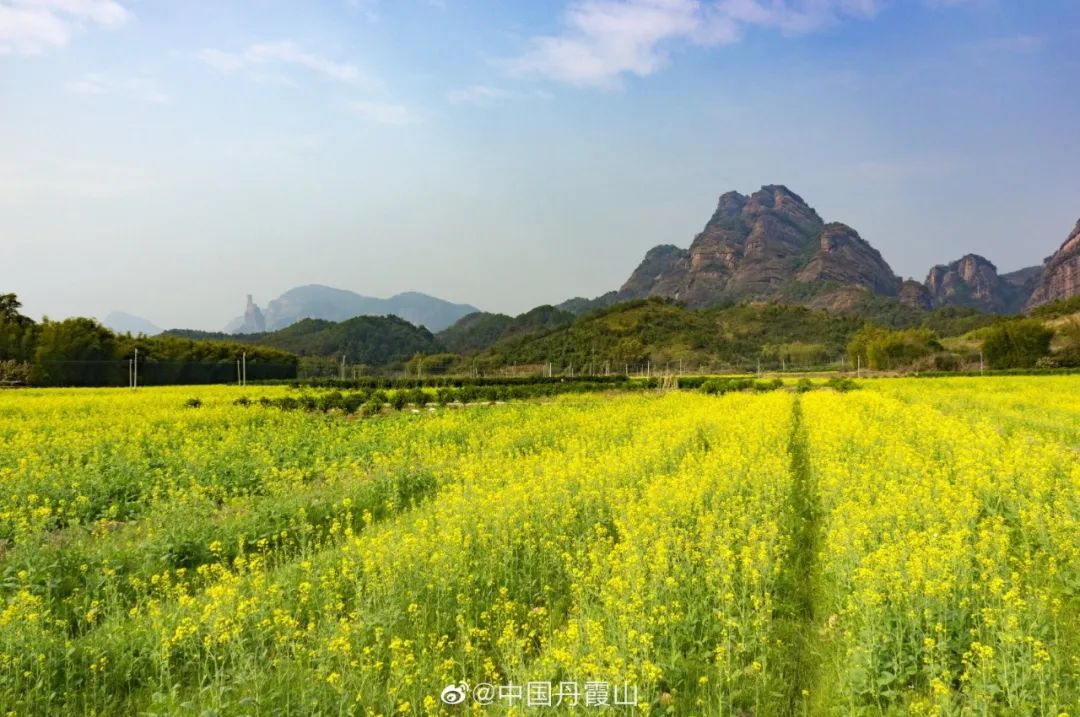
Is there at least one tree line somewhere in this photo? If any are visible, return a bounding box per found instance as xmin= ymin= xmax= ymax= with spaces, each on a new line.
xmin=0 ymin=294 xmax=298 ymax=386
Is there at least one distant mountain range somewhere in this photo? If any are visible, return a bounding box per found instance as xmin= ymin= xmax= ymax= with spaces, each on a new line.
xmin=559 ymin=185 xmax=1079 ymax=318
xmin=105 ymin=187 xmax=1080 ymax=345
xmin=224 ymin=285 xmax=480 ymax=334
xmin=102 ymin=311 xmax=162 ymax=336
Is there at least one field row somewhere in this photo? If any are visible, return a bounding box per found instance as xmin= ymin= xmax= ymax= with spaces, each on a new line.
xmin=0 ymin=380 xmax=1077 ymax=715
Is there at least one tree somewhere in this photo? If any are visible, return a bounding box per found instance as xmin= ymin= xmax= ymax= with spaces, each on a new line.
xmin=848 ymin=325 xmax=941 ymax=371
xmin=0 ymin=293 xmax=37 ymax=363
xmin=32 ymin=318 xmax=118 ymax=386
xmin=981 ymin=319 xmax=1053 ymax=369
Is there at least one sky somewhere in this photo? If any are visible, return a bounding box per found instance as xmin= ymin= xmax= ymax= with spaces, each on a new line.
xmin=2 ymin=0 xmax=1079 ymax=330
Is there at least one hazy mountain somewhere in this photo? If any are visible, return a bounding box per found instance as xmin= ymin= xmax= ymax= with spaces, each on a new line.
xmin=226 ymin=285 xmax=479 ymax=334
xmin=102 ymin=311 xmax=161 ymax=336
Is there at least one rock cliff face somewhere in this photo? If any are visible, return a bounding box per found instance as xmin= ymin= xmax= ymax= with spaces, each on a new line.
xmin=899 ymin=280 xmax=933 ymax=311
xmin=1027 ymin=220 xmax=1080 ymax=309
xmin=925 ymin=255 xmax=1030 ymax=314
xmin=796 ymin=223 xmax=900 ymax=296
xmin=239 ymin=295 xmax=266 ymax=334
xmin=617 ymin=185 xmax=900 ymax=307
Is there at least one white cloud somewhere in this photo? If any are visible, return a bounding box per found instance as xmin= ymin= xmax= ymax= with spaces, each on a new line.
xmin=445 ymin=84 xmax=552 ymax=106
xmin=65 ymin=72 xmax=171 ymax=103
xmin=197 ymin=41 xmax=373 ymax=85
xmin=0 ymin=0 xmax=128 ymax=55
xmin=507 ymin=0 xmax=886 ymax=87
xmin=349 ymin=100 xmax=422 ymax=125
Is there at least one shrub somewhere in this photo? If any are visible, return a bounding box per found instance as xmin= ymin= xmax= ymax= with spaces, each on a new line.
xmin=825 ymin=377 xmax=859 ymax=393
xmin=932 ymin=353 xmax=961 ymax=372
xmin=849 ymin=326 xmax=941 ymax=371
xmin=184 ymin=397 xmax=203 ymax=409
xmin=982 ymin=320 xmax=1054 ymax=369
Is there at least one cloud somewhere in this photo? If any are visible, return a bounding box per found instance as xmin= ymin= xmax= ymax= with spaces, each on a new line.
xmin=445 ymin=84 xmax=552 ymax=106
xmin=349 ymin=100 xmax=422 ymax=125
xmin=0 ymin=0 xmax=128 ymax=55
xmin=65 ymin=72 xmax=171 ymax=104
xmin=506 ymin=0 xmax=886 ymax=87
xmin=197 ymin=41 xmax=373 ymax=85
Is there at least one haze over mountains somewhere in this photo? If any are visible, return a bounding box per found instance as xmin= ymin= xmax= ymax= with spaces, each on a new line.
xmin=105 ymin=185 xmax=1079 ymax=339
xmin=223 ymin=286 xmax=480 ymax=334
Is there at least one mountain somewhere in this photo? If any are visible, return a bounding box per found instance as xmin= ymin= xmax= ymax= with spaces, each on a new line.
xmin=556 ymin=291 xmax=618 ymax=316
xmin=924 ymin=255 xmax=1035 ymax=314
xmin=225 ymin=285 xmax=479 ymax=334
xmin=437 ymin=305 xmax=574 ymax=354
xmin=168 ymin=314 xmax=441 ymax=367
xmin=899 ymin=280 xmax=933 ymax=311
xmin=102 ymin=311 xmax=162 ymax=336
xmin=607 ymin=185 xmax=1079 ymax=316
xmin=615 ymin=186 xmax=902 ymax=311
xmin=1027 ymin=219 xmax=1080 ymax=309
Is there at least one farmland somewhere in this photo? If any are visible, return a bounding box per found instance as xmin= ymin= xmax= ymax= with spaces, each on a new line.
xmin=0 ymin=379 xmax=1077 ymax=715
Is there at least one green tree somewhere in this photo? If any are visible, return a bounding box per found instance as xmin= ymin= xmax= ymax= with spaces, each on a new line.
xmin=848 ymin=326 xmax=941 ymax=370
xmin=981 ymin=319 xmax=1054 ymax=369
xmin=32 ymin=318 xmax=119 ymax=386
xmin=0 ymin=293 xmax=37 ymax=363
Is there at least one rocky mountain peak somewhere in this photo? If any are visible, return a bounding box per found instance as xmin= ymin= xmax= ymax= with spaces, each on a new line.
xmin=797 ymin=223 xmax=900 ymax=297
xmin=711 ymin=191 xmax=748 ymax=222
xmin=923 ymin=254 xmax=1023 ymax=314
xmin=1027 ymin=218 xmax=1080 ymax=309
xmin=618 ymin=186 xmax=897 ymax=308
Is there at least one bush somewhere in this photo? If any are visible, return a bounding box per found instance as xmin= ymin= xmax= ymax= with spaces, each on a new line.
xmin=932 ymin=353 xmax=961 ymax=372
xmin=849 ymin=326 xmax=941 ymax=371
xmin=982 ymin=320 xmax=1054 ymax=369
xmin=0 ymin=360 xmax=32 ymax=385
xmin=825 ymin=377 xmax=859 ymax=393
xmin=184 ymin=397 xmax=203 ymax=409
xmin=795 ymin=378 xmax=814 ymax=394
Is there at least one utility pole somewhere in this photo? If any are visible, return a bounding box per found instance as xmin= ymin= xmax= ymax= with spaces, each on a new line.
xmin=133 ymin=348 xmax=138 ymax=389
xmin=237 ymin=359 xmax=241 ymax=386
xmin=980 ymin=351 xmax=985 ymax=375
xmin=341 ymin=354 xmax=347 ymax=381
xmin=857 ymin=355 xmax=862 ymax=378
xmin=242 ymin=351 xmax=247 ymax=386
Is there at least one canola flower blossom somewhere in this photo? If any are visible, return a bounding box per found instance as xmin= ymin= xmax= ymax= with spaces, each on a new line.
xmin=0 ymin=379 xmax=1076 ymax=715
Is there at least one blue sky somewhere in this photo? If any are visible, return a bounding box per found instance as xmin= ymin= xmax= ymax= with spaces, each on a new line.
xmin=2 ymin=0 xmax=1078 ymax=330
